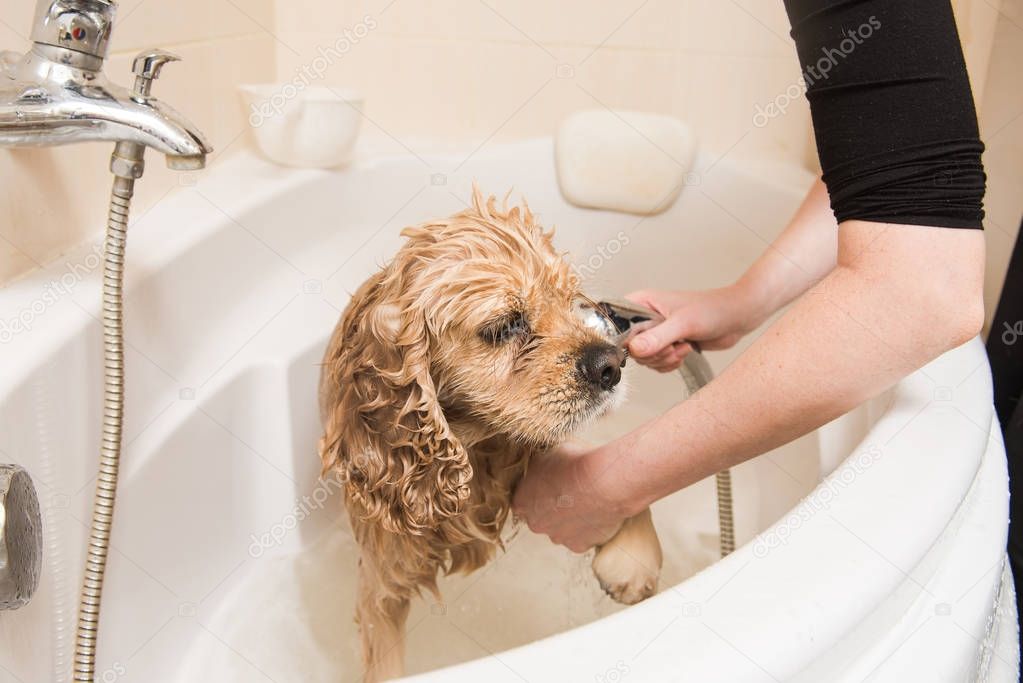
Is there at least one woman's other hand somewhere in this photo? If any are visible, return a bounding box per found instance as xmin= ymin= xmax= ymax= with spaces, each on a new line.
xmin=512 ymin=442 xmax=629 ymax=553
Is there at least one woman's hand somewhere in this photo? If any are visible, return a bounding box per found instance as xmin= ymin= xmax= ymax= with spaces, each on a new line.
xmin=624 ymin=284 xmax=764 ymax=372
xmin=512 ymin=442 xmax=629 ymax=553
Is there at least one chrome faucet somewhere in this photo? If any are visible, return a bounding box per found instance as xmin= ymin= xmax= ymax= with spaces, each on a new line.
xmin=0 ymin=0 xmax=211 ymax=168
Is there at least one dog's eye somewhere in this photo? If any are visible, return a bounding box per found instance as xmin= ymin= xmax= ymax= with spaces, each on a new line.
xmin=480 ymin=312 xmax=529 ymax=345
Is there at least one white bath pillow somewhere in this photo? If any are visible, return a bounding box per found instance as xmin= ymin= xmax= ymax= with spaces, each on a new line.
xmin=555 ymin=110 xmax=697 ymax=215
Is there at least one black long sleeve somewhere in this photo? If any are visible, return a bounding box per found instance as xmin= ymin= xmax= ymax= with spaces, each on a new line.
xmin=783 ymin=0 xmax=986 ymax=229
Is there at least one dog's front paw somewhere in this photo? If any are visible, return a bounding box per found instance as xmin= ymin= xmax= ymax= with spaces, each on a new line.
xmin=592 ymin=542 xmax=660 ymax=604
xmin=590 ymin=509 xmax=662 ymax=605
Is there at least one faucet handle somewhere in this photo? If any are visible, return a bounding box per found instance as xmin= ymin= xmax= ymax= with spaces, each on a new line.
xmin=0 ymin=465 xmax=42 ymax=611
xmin=131 ymin=49 xmax=181 ymax=102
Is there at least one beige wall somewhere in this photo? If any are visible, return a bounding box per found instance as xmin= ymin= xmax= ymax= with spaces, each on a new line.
xmin=953 ymin=0 xmax=1003 ymax=105
xmin=978 ymin=0 xmax=1023 ymax=328
xmin=0 ymin=0 xmax=275 ymax=284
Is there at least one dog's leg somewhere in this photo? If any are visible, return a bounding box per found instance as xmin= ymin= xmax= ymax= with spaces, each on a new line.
xmin=356 ymin=561 xmax=411 ymax=683
xmin=591 ymin=507 xmax=662 ymax=605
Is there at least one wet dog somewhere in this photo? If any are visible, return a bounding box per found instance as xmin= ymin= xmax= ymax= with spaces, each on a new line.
xmin=318 ymin=188 xmax=662 ymax=681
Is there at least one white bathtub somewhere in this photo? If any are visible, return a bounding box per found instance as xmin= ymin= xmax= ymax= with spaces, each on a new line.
xmin=0 ymin=138 xmax=1016 ymax=682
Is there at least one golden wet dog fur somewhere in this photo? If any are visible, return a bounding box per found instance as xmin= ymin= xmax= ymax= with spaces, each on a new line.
xmin=318 ymin=188 xmax=662 ymax=681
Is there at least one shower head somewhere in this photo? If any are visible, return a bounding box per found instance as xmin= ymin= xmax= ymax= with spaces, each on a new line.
xmin=580 ymin=299 xmax=685 ymax=349
xmin=580 ymin=298 xmax=714 ymax=393
xmin=0 ymin=464 xmax=42 ymax=610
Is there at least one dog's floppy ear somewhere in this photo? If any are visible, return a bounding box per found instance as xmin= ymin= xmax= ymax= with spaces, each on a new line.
xmin=318 ymin=265 xmax=472 ymax=535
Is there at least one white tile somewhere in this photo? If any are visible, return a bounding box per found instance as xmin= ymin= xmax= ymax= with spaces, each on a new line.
xmin=0 ymin=0 xmax=32 ymax=46
xmin=681 ymin=0 xmax=795 ymax=57
xmin=110 ymin=0 xmax=275 ymax=53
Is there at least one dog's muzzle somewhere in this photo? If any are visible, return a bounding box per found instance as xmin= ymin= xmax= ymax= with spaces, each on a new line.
xmin=577 ymin=342 xmax=624 ymax=391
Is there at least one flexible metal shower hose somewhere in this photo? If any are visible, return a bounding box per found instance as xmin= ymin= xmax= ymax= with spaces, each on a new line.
xmin=715 ymin=469 xmax=735 ymax=556
xmin=73 ymin=147 xmax=140 ymax=681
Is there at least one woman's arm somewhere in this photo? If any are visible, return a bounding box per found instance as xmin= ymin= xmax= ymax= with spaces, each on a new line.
xmin=515 ymin=221 xmax=984 ymax=551
xmin=734 ymin=178 xmax=839 ymax=323
xmin=604 ymin=219 xmax=984 ymax=508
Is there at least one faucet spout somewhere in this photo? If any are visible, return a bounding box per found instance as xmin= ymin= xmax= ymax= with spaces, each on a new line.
xmin=0 ymin=46 xmax=211 ymax=165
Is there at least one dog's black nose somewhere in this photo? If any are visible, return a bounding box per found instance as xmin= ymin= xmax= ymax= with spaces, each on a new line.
xmin=578 ymin=343 xmax=623 ymax=391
